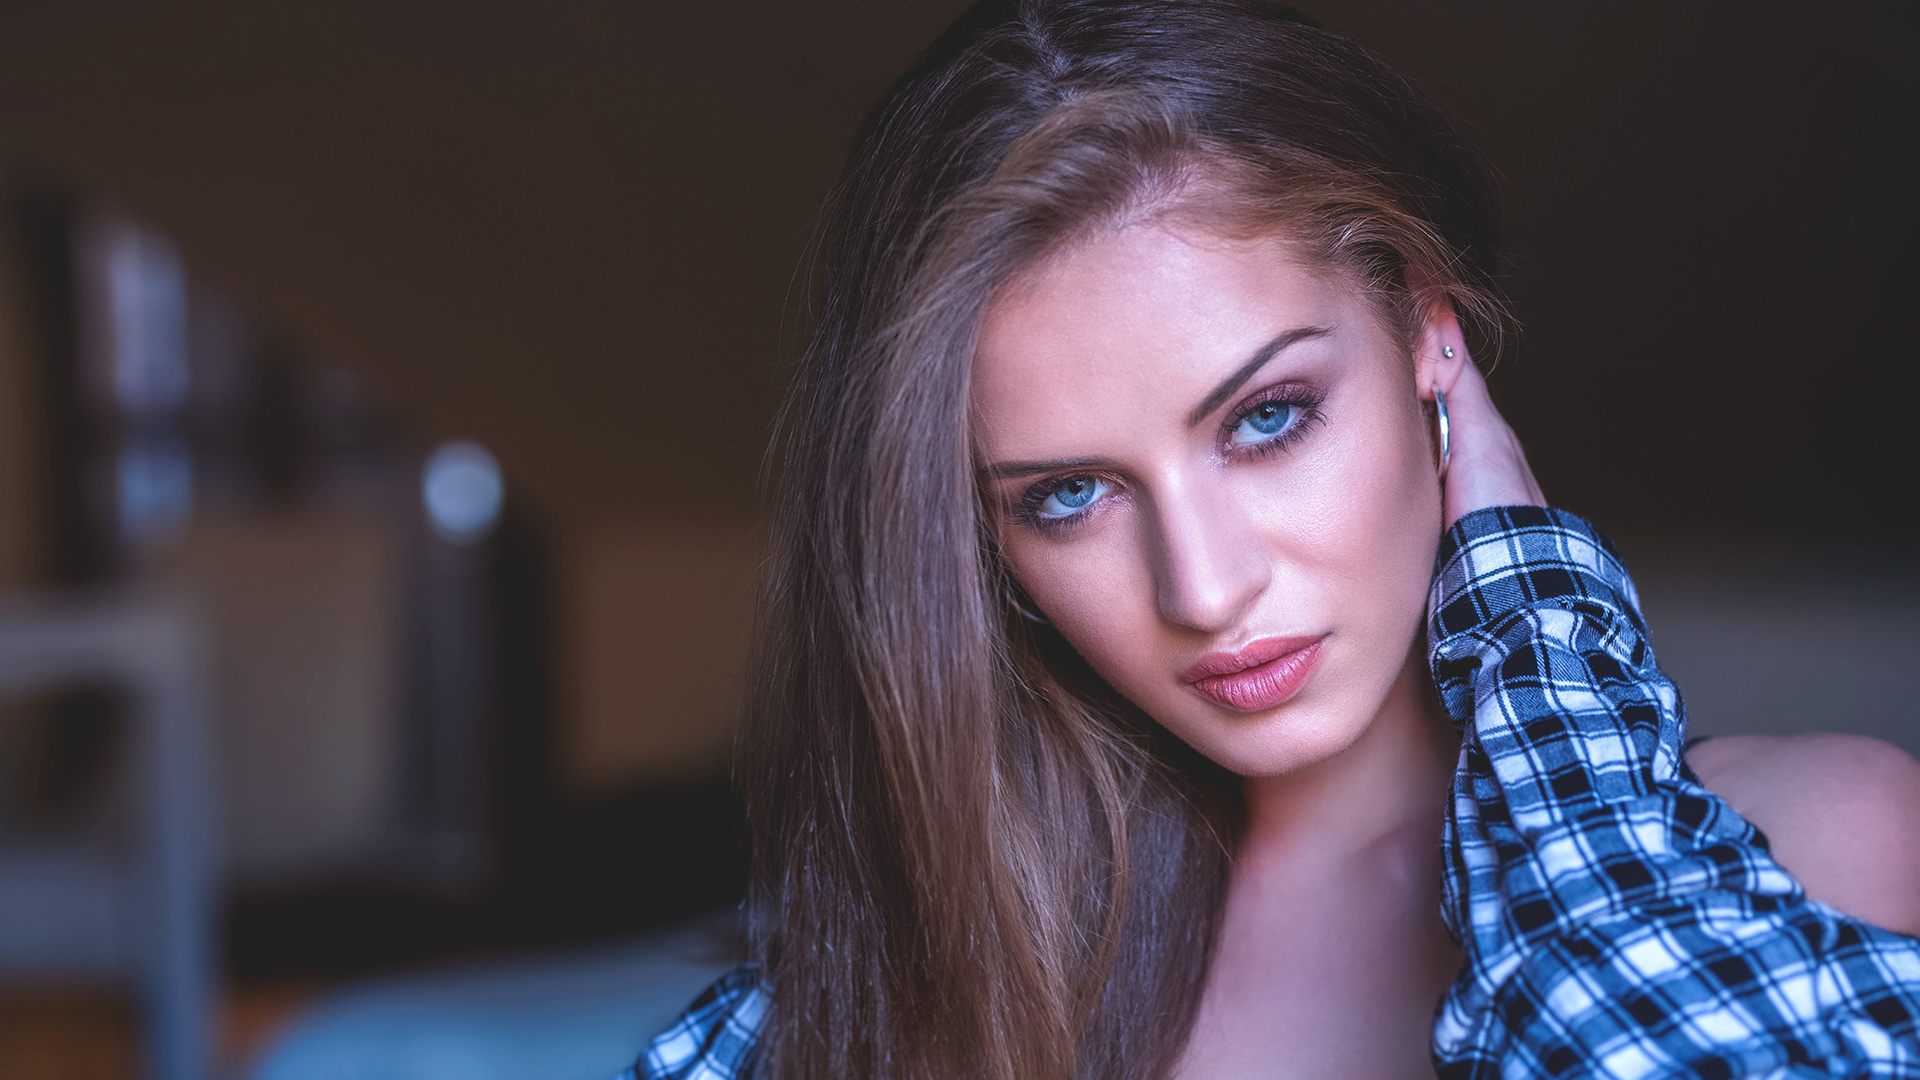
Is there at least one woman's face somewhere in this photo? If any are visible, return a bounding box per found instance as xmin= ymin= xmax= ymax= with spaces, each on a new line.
xmin=972 ymin=221 xmax=1446 ymax=777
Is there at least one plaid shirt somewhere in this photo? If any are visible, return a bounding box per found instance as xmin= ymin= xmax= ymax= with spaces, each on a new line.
xmin=1430 ymin=505 xmax=1920 ymax=1077
xmin=617 ymin=964 xmax=765 ymax=1080
xmin=625 ymin=506 xmax=1920 ymax=1079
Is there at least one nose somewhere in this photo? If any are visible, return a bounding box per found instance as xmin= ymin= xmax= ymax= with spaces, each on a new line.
xmin=1148 ymin=473 xmax=1271 ymax=634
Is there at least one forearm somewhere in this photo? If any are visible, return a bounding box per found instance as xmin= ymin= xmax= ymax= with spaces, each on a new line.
xmin=1429 ymin=506 xmax=1920 ymax=1077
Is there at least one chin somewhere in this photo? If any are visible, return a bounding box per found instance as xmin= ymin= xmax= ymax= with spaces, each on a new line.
xmin=1164 ymin=694 xmax=1380 ymax=778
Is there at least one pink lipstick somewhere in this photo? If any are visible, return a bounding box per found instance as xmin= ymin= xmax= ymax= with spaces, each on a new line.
xmin=1183 ymin=635 xmax=1326 ymax=713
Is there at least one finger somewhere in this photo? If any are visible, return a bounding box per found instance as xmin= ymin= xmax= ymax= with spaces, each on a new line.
xmin=1437 ymin=360 xmax=1546 ymax=522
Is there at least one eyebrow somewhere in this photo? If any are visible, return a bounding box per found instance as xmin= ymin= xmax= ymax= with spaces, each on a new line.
xmin=983 ymin=455 xmax=1108 ymax=481
xmin=1183 ymin=325 xmax=1332 ymax=428
xmin=980 ymin=324 xmax=1335 ymax=482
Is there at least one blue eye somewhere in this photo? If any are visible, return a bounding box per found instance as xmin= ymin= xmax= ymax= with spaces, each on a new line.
xmin=1035 ymin=475 xmax=1108 ymax=519
xmin=1230 ymin=400 xmax=1299 ymax=447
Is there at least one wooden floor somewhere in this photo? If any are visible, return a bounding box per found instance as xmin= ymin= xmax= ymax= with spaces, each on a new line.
xmin=0 ymin=983 xmax=323 ymax=1080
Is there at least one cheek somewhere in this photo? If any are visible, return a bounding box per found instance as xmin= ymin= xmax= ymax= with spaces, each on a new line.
xmin=1001 ymin=522 xmax=1184 ymax=718
xmin=1350 ymin=418 xmax=1442 ymax=633
xmin=1249 ymin=391 xmax=1441 ymax=637
xmin=1005 ymin=527 xmax=1158 ymax=665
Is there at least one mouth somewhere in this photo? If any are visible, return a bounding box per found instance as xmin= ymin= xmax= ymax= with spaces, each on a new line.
xmin=1183 ymin=635 xmax=1327 ymax=713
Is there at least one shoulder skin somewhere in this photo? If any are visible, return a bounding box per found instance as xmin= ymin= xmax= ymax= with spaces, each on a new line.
xmin=1689 ymin=733 xmax=1920 ymax=938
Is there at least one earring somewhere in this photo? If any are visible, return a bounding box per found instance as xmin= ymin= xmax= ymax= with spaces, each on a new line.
xmin=1442 ymin=345 xmax=1455 ymax=359
xmin=1434 ymin=388 xmax=1451 ymax=480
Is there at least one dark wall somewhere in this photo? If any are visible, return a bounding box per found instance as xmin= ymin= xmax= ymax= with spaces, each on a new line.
xmin=1326 ymin=3 xmax=1918 ymax=543
xmin=0 ymin=0 xmax=1912 ymax=541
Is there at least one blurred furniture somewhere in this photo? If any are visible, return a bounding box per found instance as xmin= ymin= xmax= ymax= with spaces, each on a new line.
xmin=0 ymin=592 xmax=215 ymax=1080
xmin=150 ymin=510 xmax=410 ymax=888
xmin=246 ymin=912 xmax=739 ymax=1080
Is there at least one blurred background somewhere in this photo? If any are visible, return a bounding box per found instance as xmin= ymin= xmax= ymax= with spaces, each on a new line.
xmin=0 ymin=1 xmax=1911 ymax=1078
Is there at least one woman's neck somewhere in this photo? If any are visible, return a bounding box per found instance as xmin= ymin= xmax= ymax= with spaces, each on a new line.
xmin=1236 ymin=643 xmax=1459 ymax=870
xmin=1173 ymin=645 xmax=1465 ymax=1079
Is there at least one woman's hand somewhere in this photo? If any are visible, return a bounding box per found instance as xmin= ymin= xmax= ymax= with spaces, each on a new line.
xmin=1435 ymin=357 xmax=1545 ymax=528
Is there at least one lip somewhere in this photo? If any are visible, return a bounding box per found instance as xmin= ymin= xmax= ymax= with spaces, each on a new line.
xmin=1183 ymin=635 xmax=1327 ymax=713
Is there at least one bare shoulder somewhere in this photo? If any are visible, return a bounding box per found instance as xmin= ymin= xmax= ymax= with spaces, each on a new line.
xmin=1688 ymin=733 xmax=1920 ymax=936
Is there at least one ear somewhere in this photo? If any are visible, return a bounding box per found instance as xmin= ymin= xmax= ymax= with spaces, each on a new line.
xmin=1414 ymin=299 xmax=1470 ymax=402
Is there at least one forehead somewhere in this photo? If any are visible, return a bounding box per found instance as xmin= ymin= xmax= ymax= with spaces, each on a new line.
xmin=971 ymin=223 xmax=1369 ymax=452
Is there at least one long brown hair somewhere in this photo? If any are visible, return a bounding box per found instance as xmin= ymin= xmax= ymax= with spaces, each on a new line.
xmin=739 ymin=3 xmax=1509 ymax=1077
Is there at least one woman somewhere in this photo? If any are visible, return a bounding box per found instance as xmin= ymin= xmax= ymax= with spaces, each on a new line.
xmin=626 ymin=2 xmax=1920 ymax=1076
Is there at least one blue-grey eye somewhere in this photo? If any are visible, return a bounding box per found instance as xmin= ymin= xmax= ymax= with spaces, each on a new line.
xmin=1037 ymin=475 xmax=1107 ymax=518
xmin=1230 ymin=401 xmax=1298 ymax=447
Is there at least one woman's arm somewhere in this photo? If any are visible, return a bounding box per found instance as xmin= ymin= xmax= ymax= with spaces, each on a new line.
xmin=1427 ymin=506 xmax=1920 ymax=1077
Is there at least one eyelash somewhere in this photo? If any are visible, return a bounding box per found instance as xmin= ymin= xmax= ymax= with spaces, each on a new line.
xmin=1009 ymin=480 xmax=1112 ymax=535
xmin=1009 ymin=382 xmax=1327 ymax=536
xmin=1225 ymin=383 xmax=1326 ymax=460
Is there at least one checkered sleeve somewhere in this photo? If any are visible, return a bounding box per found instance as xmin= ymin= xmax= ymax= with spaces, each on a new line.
xmin=617 ymin=963 xmax=766 ymax=1080
xmin=1428 ymin=506 xmax=1920 ymax=1078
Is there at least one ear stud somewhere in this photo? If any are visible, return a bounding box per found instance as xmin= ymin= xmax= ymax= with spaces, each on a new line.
xmin=1442 ymin=345 xmax=1455 ymax=359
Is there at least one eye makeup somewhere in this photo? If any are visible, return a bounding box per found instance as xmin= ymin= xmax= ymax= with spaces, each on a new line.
xmin=1001 ymin=379 xmax=1329 ymax=537
xmin=1009 ymin=472 xmax=1121 ymax=535
xmin=1221 ymin=381 xmax=1326 ymax=459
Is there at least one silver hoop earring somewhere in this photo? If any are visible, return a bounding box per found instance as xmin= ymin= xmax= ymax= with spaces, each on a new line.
xmin=1434 ymin=388 xmax=1451 ymax=480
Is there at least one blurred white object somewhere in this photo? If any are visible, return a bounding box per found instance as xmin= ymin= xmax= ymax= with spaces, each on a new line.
xmin=422 ymin=441 xmax=503 ymax=545
xmin=76 ymin=210 xmax=197 ymax=555
xmin=0 ymin=592 xmax=215 ymax=1080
